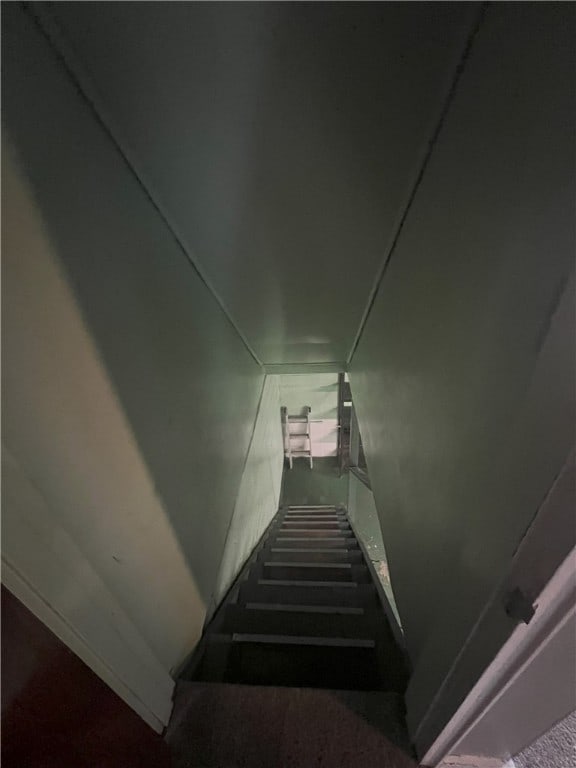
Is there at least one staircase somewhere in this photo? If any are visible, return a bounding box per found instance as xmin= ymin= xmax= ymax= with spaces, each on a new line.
xmin=167 ymin=506 xmax=413 ymax=767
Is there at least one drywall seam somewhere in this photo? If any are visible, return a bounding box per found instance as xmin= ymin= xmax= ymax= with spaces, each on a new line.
xmin=346 ymin=2 xmax=487 ymax=366
xmin=28 ymin=2 xmax=263 ymax=370
xmin=1 ymin=559 xmax=170 ymax=733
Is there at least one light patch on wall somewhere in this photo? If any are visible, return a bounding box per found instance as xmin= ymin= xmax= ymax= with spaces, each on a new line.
xmin=2 ymin=446 xmax=175 ymax=731
xmin=2 ymin=148 xmax=205 ymax=689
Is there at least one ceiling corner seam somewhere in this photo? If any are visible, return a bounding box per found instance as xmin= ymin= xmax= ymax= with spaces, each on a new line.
xmin=345 ymin=2 xmax=489 ymax=368
xmin=26 ymin=3 xmax=264 ymax=371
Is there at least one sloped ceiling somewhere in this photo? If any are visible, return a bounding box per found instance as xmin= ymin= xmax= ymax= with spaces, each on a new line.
xmin=42 ymin=3 xmax=477 ymax=368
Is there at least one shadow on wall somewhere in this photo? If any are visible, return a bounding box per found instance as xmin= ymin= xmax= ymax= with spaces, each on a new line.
xmin=281 ymin=457 xmax=349 ymax=507
xmin=2 ymin=147 xmax=209 ymax=673
xmin=2 ymin=1 xmax=264 ymax=666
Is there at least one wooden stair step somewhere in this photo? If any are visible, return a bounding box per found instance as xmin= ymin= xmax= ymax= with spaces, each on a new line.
xmin=226 ymin=639 xmax=383 ymax=690
xmin=274 ymin=536 xmax=358 ymax=548
xmin=273 ymin=529 xmax=354 ymax=538
xmin=245 ymin=603 xmax=364 ymax=615
xmin=238 ymin=581 xmax=378 ymax=608
xmin=259 ymin=562 xmax=369 ymax=583
xmin=263 ymin=549 xmax=363 ymax=563
xmin=220 ymin=605 xmax=376 ymax=639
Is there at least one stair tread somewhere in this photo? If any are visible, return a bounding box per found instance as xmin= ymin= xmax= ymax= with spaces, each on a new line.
xmin=239 ymin=582 xmax=377 ymax=608
xmin=281 ymin=525 xmax=348 ymax=530
xmin=275 ymin=537 xmax=356 ymax=544
xmin=260 ymin=564 xmax=368 ymax=583
xmin=183 ymin=503 xmax=409 ymax=697
xmin=284 ymin=514 xmax=343 ymax=518
xmin=286 ymin=506 xmax=338 ymax=510
xmin=264 ymin=561 xmax=352 ymax=569
xmin=257 ymin=579 xmax=359 ymax=588
xmin=285 ymin=510 xmax=344 ymax=514
xmin=281 ymin=520 xmax=347 ymax=524
xmin=245 ymin=603 xmax=364 ymax=615
xmin=283 ymin=515 xmax=344 ymax=520
xmin=222 ymin=605 xmax=378 ymax=639
xmin=262 ymin=549 xmax=362 ymax=564
xmin=270 ymin=547 xmax=360 ymax=555
xmin=261 ymin=561 xmax=368 ymax=575
xmin=232 ymin=633 xmax=375 ymax=648
xmin=228 ymin=642 xmax=383 ymax=691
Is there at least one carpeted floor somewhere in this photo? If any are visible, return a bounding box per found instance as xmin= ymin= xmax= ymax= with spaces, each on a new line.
xmin=166 ymin=682 xmax=418 ymax=768
xmin=513 ymin=710 xmax=576 ymax=768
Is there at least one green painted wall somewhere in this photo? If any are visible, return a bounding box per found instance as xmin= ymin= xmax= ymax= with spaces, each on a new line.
xmin=280 ymin=374 xmax=338 ymax=419
xmin=212 ymin=376 xmax=284 ymax=610
xmin=349 ymin=4 xmax=575 ymax=743
xmin=281 ymin=458 xmax=349 ymax=508
xmin=44 ymin=2 xmax=475 ymax=365
xmin=2 ymin=4 xmax=267 ymax=723
xmin=347 ymin=474 xmax=401 ymax=628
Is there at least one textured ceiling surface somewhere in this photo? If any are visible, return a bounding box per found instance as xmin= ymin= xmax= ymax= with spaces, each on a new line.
xmin=49 ymin=3 xmax=476 ymax=366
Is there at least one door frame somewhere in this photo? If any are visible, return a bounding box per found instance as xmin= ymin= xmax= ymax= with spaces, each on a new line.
xmin=421 ymin=450 xmax=576 ymax=765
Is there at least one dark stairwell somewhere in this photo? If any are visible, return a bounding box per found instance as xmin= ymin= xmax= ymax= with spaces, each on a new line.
xmin=166 ymin=502 xmax=415 ymax=768
xmin=2 ymin=5 xmax=573 ymax=767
